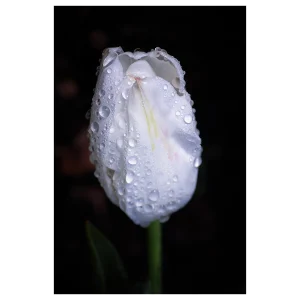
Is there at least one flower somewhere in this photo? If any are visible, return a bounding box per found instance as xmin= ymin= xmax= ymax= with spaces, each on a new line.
xmin=88 ymin=47 xmax=202 ymax=227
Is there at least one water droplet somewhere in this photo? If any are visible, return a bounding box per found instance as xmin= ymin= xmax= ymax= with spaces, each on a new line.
xmin=85 ymin=109 xmax=91 ymax=120
xmin=128 ymin=138 xmax=137 ymax=147
xmin=126 ymin=196 xmax=134 ymax=207
xmin=149 ymin=190 xmax=159 ymax=202
xmin=99 ymin=105 xmax=110 ymax=118
xmin=175 ymin=111 xmax=181 ymax=116
xmin=128 ymin=156 xmax=137 ymax=165
xmin=181 ymin=105 xmax=185 ymax=110
xmin=122 ymin=89 xmax=129 ymax=99
xmin=91 ymin=122 xmax=99 ymax=133
xmin=89 ymin=154 xmax=95 ymax=164
xmin=126 ymin=170 xmax=134 ymax=183
xmin=108 ymin=94 xmax=113 ymax=100
xmin=168 ymin=190 xmax=174 ymax=197
xmin=144 ymin=204 xmax=154 ymax=213
xmin=160 ymin=215 xmax=170 ymax=223
xmin=136 ymin=199 xmax=143 ymax=210
xmin=119 ymin=200 xmax=126 ymax=211
xmin=99 ymin=143 xmax=105 ymax=150
xmin=166 ymin=201 xmax=177 ymax=210
xmin=173 ymin=175 xmax=178 ymax=182
xmin=157 ymin=205 xmax=166 ymax=214
xmin=107 ymin=68 xmax=112 ymax=74
xmin=194 ymin=157 xmax=202 ymax=168
xmin=184 ymin=114 xmax=192 ymax=124
xmin=163 ymin=84 xmax=168 ymax=90
xmin=116 ymin=113 xmax=126 ymax=129
xmin=117 ymin=186 xmax=124 ymax=196
xmin=117 ymin=138 xmax=123 ymax=149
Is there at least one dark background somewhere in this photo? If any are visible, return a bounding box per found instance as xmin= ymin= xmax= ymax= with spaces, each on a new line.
xmin=54 ymin=6 xmax=246 ymax=294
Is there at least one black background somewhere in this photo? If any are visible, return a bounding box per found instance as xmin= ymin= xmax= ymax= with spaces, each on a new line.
xmin=54 ymin=6 xmax=246 ymax=294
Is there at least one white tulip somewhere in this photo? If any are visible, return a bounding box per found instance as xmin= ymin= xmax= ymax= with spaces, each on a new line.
xmin=88 ymin=47 xmax=202 ymax=227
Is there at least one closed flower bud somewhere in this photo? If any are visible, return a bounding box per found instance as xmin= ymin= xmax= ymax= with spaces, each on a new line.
xmin=88 ymin=47 xmax=202 ymax=227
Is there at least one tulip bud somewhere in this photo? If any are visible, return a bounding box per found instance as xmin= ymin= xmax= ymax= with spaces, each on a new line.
xmin=88 ymin=47 xmax=202 ymax=227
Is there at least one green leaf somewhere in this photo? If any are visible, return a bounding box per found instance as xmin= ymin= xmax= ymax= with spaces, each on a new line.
xmin=85 ymin=221 xmax=129 ymax=293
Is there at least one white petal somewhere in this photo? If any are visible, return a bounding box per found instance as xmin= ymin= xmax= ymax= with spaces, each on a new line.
xmin=89 ymin=47 xmax=202 ymax=227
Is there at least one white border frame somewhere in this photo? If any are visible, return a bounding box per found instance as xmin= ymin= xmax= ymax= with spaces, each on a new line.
xmin=52 ymin=5 xmax=248 ymax=296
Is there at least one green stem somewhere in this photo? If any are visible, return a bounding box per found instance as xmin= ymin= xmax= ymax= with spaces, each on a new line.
xmin=147 ymin=221 xmax=162 ymax=294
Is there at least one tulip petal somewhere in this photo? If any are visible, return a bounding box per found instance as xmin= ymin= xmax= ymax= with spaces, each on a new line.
xmin=89 ymin=47 xmax=202 ymax=226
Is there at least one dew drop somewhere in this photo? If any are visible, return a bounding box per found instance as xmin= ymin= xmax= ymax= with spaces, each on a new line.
xmin=149 ymin=189 xmax=159 ymax=202
xmin=91 ymin=122 xmax=99 ymax=133
xmin=122 ymin=89 xmax=129 ymax=100
xmin=166 ymin=200 xmax=177 ymax=210
xmin=126 ymin=170 xmax=134 ymax=183
xmin=117 ymin=186 xmax=124 ymax=196
xmin=85 ymin=109 xmax=91 ymax=120
xmin=128 ymin=138 xmax=137 ymax=147
xmin=99 ymin=105 xmax=110 ymax=118
xmin=194 ymin=157 xmax=202 ymax=168
xmin=116 ymin=113 xmax=126 ymax=129
xmin=144 ymin=204 xmax=154 ymax=213
xmin=160 ymin=215 xmax=170 ymax=223
xmin=163 ymin=84 xmax=168 ymax=90
xmin=126 ymin=197 xmax=134 ymax=207
xmin=107 ymin=68 xmax=112 ymax=74
xmin=136 ymin=199 xmax=143 ymax=210
xmin=119 ymin=200 xmax=126 ymax=211
xmin=128 ymin=156 xmax=137 ymax=165
xmin=184 ymin=114 xmax=192 ymax=124
xmin=173 ymin=175 xmax=178 ymax=182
